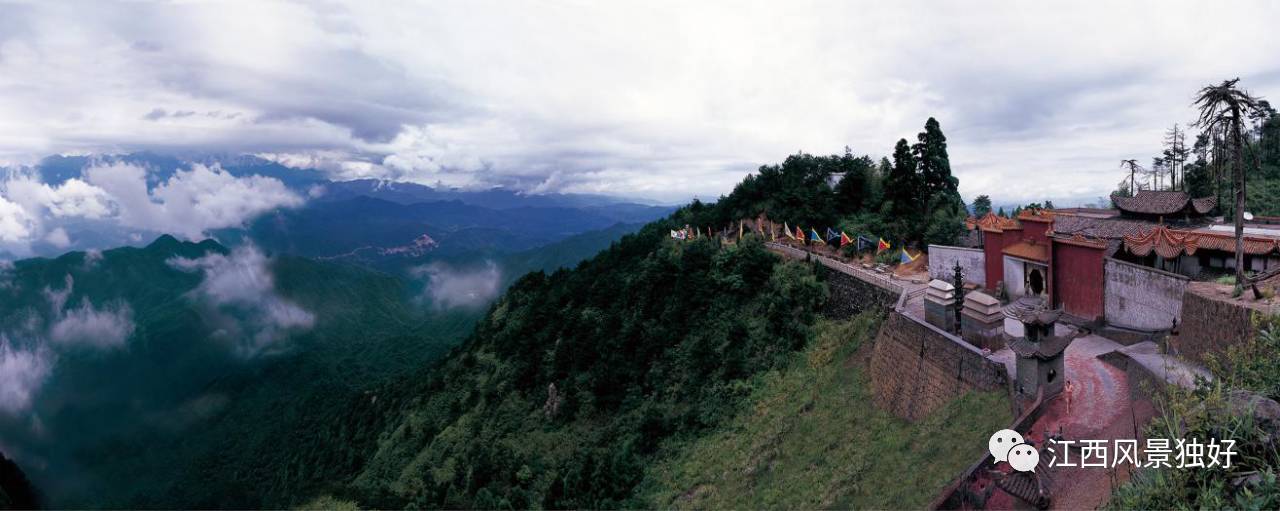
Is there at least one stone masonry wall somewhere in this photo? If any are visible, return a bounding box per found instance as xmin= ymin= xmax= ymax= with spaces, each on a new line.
xmin=1173 ymin=290 xmax=1261 ymax=363
xmin=1104 ymin=258 xmax=1188 ymax=331
xmin=822 ymin=265 xmax=900 ymax=318
xmin=927 ymin=244 xmax=986 ymax=286
xmin=868 ymin=311 xmax=1009 ymax=422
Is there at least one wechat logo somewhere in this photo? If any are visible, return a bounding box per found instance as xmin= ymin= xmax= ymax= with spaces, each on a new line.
xmin=989 ymin=429 xmax=1039 ymax=472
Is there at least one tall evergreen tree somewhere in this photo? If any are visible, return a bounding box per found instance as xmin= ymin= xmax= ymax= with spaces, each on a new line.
xmin=972 ymin=195 xmax=992 ymax=216
xmin=913 ymin=118 xmax=960 ymax=206
xmin=885 ymin=139 xmax=921 ymax=242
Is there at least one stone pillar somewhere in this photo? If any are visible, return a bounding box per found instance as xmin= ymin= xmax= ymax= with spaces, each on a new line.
xmin=924 ymin=279 xmax=957 ymax=332
xmin=961 ymin=291 xmax=1004 ymax=350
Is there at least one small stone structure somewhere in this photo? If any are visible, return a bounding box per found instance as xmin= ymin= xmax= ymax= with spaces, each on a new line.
xmin=961 ymin=291 xmax=1004 ymax=350
xmin=1005 ymin=298 xmax=1074 ymax=399
xmin=924 ymin=279 xmax=958 ymax=331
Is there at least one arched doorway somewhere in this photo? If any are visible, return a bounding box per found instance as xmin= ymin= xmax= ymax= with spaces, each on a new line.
xmin=1028 ymin=268 xmax=1045 ymax=295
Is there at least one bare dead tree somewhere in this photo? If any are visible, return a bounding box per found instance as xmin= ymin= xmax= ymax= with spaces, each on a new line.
xmin=1194 ymin=78 xmax=1264 ymax=295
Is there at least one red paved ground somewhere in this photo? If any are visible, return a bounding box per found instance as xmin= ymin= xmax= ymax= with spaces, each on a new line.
xmin=978 ymin=336 xmax=1157 ymax=510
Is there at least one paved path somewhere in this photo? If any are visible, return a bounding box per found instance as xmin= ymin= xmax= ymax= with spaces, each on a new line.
xmin=764 ymin=242 xmax=932 ymax=318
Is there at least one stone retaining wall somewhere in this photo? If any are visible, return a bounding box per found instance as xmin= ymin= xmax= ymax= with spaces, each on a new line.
xmin=822 ymin=264 xmax=900 ymax=318
xmin=868 ymin=311 xmax=1009 ymax=422
xmin=1173 ymin=290 xmax=1262 ymax=363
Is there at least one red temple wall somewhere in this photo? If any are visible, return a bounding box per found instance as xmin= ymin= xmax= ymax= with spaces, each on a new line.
xmin=1051 ymin=241 xmax=1105 ymax=320
xmin=1022 ymin=221 xmax=1050 ymax=245
xmin=983 ymin=231 xmax=1005 ymax=290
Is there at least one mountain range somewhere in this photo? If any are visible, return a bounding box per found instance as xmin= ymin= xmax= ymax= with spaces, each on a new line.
xmin=0 ymin=153 xmax=674 ymax=508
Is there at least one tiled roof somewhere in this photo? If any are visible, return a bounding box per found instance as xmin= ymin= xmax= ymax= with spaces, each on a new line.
xmin=1122 ymin=225 xmax=1280 ymax=257
xmin=966 ymin=212 xmax=1020 ymax=232
xmin=1123 ymin=225 xmax=1200 ymax=259
xmin=1003 ymin=240 xmax=1049 ymax=262
xmin=1111 ymin=190 xmax=1217 ymax=216
xmin=1008 ymin=335 xmax=1072 ymax=359
xmin=1193 ymin=231 xmax=1280 ymax=255
xmin=1017 ymin=208 xmax=1054 ymax=223
xmin=1050 ymin=215 xmax=1161 ymax=240
xmin=1049 ymin=232 xmax=1108 ymax=249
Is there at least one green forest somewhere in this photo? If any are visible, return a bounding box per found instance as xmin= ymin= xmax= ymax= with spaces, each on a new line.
xmin=274 ymin=121 xmax=996 ymax=508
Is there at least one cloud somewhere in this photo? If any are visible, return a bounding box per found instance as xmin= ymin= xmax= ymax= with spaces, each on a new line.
xmin=48 ymin=299 xmax=135 ymax=349
xmin=83 ymin=161 xmax=303 ymax=239
xmin=0 ymin=160 xmax=304 ymax=255
xmin=3 ymin=2 xmax=1280 ymax=205
xmin=0 ymin=195 xmax=37 ymax=243
xmin=410 ymin=260 xmax=501 ymax=309
xmin=44 ymin=227 xmax=70 ymax=248
xmin=168 ymin=245 xmax=314 ymax=356
xmin=0 ymin=336 xmax=51 ymax=415
xmin=39 ymin=274 xmax=136 ymax=349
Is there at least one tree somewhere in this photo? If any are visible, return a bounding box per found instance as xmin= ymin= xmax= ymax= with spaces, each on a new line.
xmin=1194 ymin=78 xmax=1265 ymax=292
xmin=1164 ymin=124 xmax=1189 ymax=190
xmin=833 ymin=147 xmax=876 ymax=215
xmin=884 ymin=138 xmax=921 ymax=242
xmin=1119 ymin=159 xmax=1144 ymax=194
xmin=997 ymin=206 xmax=1006 ymax=217
xmin=972 ymin=195 xmax=992 ymax=216
xmin=913 ymin=118 xmax=958 ymax=197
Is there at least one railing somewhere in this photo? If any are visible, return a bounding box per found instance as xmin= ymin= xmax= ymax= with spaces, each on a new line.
xmin=764 ymin=242 xmax=903 ymax=295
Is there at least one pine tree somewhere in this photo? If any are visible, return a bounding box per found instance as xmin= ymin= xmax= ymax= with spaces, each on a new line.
xmin=972 ymin=195 xmax=992 ymax=216
xmin=913 ymin=118 xmax=959 ymax=199
xmin=885 ymin=138 xmax=921 ymax=242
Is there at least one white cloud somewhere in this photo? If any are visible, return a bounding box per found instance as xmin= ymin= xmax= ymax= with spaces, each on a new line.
xmin=83 ymin=161 xmax=303 ymax=239
xmin=4 ymin=176 xmax=115 ymax=219
xmin=44 ymin=227 xmax=70 ymax=248
xmin=0 ymin=160 xmax=304 ymax=255
xmin=49 ymin=299 xmax=135 ymax=349
xmin=410 ymin=260 xmax=501 ymax=309
xmin=39 ymin=274 xmax=136 ymax=349
xmin=2 ymin=2 xmax=1280 ymax=204
xmin=0 ymin=195 xmax=36 ymax=243
xmin=0 ymin=335 xmax=52 ymax=415
xmin=168 ymin=245 xmax=314 ymax=356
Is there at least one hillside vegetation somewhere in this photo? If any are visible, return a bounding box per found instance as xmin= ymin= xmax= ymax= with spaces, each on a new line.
xmin=637 ymin=314 xmax=1010 ymax=509
xmin=343 ymin=230 xmax=826 ymax=508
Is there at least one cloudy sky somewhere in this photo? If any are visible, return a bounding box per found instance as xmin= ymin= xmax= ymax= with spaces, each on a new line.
xmin=2 ymin=1 xmax=1280 ymax=205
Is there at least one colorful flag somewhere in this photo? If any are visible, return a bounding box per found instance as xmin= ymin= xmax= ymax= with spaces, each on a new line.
xmin=825 ymin=227 xmax=840 ymax=243
xmin=795 ymin=225 xmax=805 ymax=241
xmin=900 ymin=250 xmax=919 ymax=264
xmin=840 ymin=231 xmax=852 ymax=247
xmin=784 ymin=222 xmax=795 ymax=239
xmin=877 ymin=238 xmax=891 ymax=253
xmin=809 ymin=228 xmax=825 ymax=245
xmin=738 ymin=220 xmax=744 ymax=239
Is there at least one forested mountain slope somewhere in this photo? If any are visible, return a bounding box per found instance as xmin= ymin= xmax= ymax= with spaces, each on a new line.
xmin=346 ymin=229 xmax=827 ymax=509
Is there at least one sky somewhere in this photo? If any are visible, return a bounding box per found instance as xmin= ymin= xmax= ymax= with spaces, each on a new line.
xmin=2 ymin=1 xmax=1280 ymax=206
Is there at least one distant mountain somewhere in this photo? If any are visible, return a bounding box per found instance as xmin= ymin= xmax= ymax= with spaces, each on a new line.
xmin=236 ymin=196 xmax=670 ymax=266
xmin=319 ymin=178 xmax=669 ymax=211
xmin=1 ymin=153 xmax=672 ymax=260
